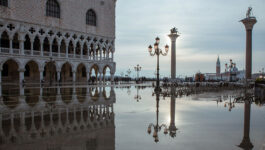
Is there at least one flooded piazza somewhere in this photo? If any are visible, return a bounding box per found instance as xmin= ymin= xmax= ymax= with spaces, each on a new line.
xmin=0 ymin=84 xmax=264 ymax=150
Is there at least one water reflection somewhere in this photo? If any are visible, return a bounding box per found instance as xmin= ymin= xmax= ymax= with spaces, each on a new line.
xmin=0 ymin=85 xmax=116 ymax=150
xmin=147 ymin=86 xmax=178 ymax=143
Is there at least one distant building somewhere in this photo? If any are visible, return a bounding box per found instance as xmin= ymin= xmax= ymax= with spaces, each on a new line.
xmin=204 ymin=56 xmax=245 ymax=82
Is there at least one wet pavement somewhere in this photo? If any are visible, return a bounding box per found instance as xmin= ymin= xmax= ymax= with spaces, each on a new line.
xmin=0 ymin=84 xmax=264 ymax=150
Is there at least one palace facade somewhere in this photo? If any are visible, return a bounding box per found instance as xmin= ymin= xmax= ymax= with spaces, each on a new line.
xmin=0 ymin=0 xmax=117 ymax=84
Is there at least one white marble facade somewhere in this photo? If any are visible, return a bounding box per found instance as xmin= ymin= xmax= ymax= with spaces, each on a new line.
xmin=0 ymin=0 xmax=117 ymax=84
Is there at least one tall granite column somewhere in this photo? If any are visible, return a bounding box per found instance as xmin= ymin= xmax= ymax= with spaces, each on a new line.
xmin=168 ymin=28 xmax=179 ymax=80
xmin=241 ymin=15 xmax=257 ymax=80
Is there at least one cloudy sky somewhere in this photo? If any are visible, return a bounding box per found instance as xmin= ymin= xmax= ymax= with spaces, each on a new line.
xmin=115 ymin=0 xmax=265 ymax=78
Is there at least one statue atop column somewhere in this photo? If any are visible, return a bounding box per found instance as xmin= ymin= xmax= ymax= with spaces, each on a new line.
xmin=246 ymin=7 xmax=253 ymax=18
xmin=170 ymin=27 xmax=179 ymax=34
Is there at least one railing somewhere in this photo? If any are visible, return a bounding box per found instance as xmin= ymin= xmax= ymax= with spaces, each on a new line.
xmin=0 ymin=47 xmax=113 ymax=62
xmin=33 ymin=50 xmax=40 ymax=56
xmin=52 ymin=52 xmax=58 ymax=57
xmin=61 ymin=53 xmax=66 ymax=57
xmin=0 ymin=47 xmax=10 ymax=53
xmin=24 ymin=50 xmax=31 ymax=55
xmin=68 ymin=54 xmax=74 ymax=58
xmin=13 ymin=49 xmax=20 ymax=54
xmin=43 ymin=51 xmax=50 ymax=56
xmin=76 ymin=54 xmax=81 ymax=58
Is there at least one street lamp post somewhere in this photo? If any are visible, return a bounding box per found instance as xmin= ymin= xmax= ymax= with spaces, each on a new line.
xmin=134 ymin=64 xmax=142 ymax=83
xmin=148 ymin=37 xmax=169 ymax=91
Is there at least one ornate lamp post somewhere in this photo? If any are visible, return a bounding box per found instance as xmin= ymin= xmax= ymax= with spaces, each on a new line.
xmin=148 ymin=37 xmax=169 ymax=92
xmin=134 ymin=64 xmax=142 ymax=82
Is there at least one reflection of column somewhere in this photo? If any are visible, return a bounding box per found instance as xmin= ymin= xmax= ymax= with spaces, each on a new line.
xmin=241 ymin=17 xmax=257 ymax=79
xmin=239 ymin=100 xmax=253 ymax=149
xmin=57 ymin=71 xmax=61 ymax=82
xmin=73 ymin=71 xmax=76 ymax=82
xmin=169 ymin=87 xmax=177 ymax=135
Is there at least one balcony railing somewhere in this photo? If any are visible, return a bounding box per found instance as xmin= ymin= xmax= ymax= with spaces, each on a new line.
xmin=0 ymin=47 xmax=113 ymax=62
xmin=13 ymin=49 xmax=20 ymax=54
xmin=0 ymin=47 xmax=10 ymax=53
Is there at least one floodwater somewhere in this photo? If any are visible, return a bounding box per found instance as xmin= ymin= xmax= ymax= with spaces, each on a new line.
xmin=0 ymin=84 xmax=264 ymax=150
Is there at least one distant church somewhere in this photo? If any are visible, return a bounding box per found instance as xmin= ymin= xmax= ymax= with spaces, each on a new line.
xmin=204 ymin=56 xmax=245 ymax=82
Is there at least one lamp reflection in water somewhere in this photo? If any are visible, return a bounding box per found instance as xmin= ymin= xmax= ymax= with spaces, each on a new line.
xmin=147 ymin=86 xmax=178 ymax=143
xmin=134 ymin=86 xmax=141 ymax=102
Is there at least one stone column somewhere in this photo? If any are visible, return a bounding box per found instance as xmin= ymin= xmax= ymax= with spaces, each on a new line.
xmin=40 ymin=70 xmax=44 ymax=83
xmin=30 ymin=38 xmax=34 ymax=56
xmin=73 ymin=45 xmax=76 ymax=57
xmin=40 ymin=39 xmax=44 ymax=56
xmin=99 ymin=73 xmax=103 ymax=84
xmin=19 ymin=69 xmax=25 ymax=84
xmin=66 ymin=44 xmax=69 ymax=58
xmin=19 ymin=40 xmax=25 ymax=55
xmin=100 ymin=48 xmax=102 ymax=60
xmin=168 ymin=28 xmax=180 ymax=80
xmin=87 ymin=72 xmax=90 ymax=82
xmin=73 ymin=71 xmax=76 ymax=82
xmin=58 ymin=44 xmax=61 ymax=58
xmin=111 ymin=73 xmax=114 ymax=83
xmin=49 ymin=42 xmax=52 ymax=57
xmin=81 ymin=44 xmax=83 ymax=59
xmin=241 ymin=17 xmax=257 ymax=80
xmin=57 ymin=71 xmax=61 ymax=82
xmin=9 ymin=38 xmax=13 ymax=54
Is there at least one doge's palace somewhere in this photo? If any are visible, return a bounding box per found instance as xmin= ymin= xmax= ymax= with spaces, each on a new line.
xmin=0 ymin=0 xmax=117 ymax=84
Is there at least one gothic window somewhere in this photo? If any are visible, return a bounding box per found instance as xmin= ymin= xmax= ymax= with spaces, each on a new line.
xmin=46 ymin=0 xmax=60 ymax=18
xmin=0 ymin=0 xmax=8 ymax=7
xmin=86 ymin=9 xmax=96 ymax=26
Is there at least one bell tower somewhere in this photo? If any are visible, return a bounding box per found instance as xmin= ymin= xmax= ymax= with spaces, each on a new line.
xmin=216 ymin=56 xmax=221 ymax=76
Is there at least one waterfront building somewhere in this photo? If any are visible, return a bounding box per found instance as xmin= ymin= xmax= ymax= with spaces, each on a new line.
xmin=0 ymin=0 xmax=117 ymax=84
xmin=204 ymin=56 xmax=245 ymax=82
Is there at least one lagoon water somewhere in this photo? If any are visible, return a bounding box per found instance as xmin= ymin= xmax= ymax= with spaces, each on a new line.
xmin=0 ymin=84 xmax=264 ymax=150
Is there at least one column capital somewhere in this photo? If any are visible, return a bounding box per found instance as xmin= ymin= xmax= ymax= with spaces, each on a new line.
xmin=168 ymin=33 xmax=179 ymax=41
xmin=241 ymin=17 xmax=257 ymax=30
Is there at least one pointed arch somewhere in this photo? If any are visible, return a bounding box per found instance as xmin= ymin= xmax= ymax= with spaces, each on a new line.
xmin=52 ymin=38 xmax=58 ymax=52
xmin=1 ymin=59 xmax=19 ymax=83
xmin=76 ymin=63 xmax=87 ymax=82
xmin=61 ymin=62 xmax=73 ymax=82
xmin=33 ymin=36 xmax=40 ymax=51
xmin=12 ymin=33 xmax=19 ymax=50
xmin=24 ymin=60 xmax=40 ymax=83
xmin=1 ymin=31 xmax=9 ymax=48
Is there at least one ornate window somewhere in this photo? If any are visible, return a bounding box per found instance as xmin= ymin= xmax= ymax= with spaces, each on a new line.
xmin=86 ymin=9 xmax=96 ymax=26
xmin=0 ymin=0 xmax=8 ymax=7
xmin=46 ymin=0 xmax=60 ymax=18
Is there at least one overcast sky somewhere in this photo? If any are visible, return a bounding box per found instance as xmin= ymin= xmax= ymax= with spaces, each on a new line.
xmin=115 ymin=0 xmax=265 ymax=78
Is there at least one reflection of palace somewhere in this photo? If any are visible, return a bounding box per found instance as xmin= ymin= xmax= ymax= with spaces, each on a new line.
xmin=0 ymin=85 xmax=116 ymax=150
